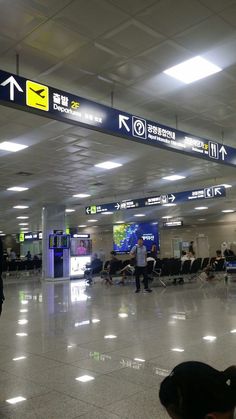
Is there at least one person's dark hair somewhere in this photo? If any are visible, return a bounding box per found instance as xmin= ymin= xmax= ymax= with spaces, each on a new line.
xmin=159 ymin=361 xmax=236 ymax=419
xmin=216 ymin=249 xmax=222 ymax=256
xmin=181 ymin=251 xmax=186 ymax=256
xmin=110 ymin=251 xmax=116 ymax=256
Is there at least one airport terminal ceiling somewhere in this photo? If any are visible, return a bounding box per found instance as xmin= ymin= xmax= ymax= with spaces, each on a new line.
xmin=1 ymin=0 xmax=236 ymax=233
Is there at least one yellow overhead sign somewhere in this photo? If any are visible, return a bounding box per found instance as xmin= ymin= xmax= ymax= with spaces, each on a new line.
xmin=26 ymin=80 xmax=49 ymax=111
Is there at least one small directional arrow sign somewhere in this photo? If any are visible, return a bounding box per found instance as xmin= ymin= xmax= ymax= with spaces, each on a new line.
xmin=169 ymin=194 xmax=175 ymax=203
xmin=214 ymin=187 xmax=222 ymax=196
xmin=0 ymin=76 xmax=23 ymax=101
xmin=85 ymin=207 xmax=91 ymax=215
xmin=115 ymin=203 xmax=120 ymax=210
xmin=219 ymin=145 xmax=227 ymax=161
xmin=119 ymin=114 xmax=130 ymax=132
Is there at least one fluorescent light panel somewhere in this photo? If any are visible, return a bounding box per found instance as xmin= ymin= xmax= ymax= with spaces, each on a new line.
xmin=95 ymin=161 xmax=122 ymax=170
xmin=66 ymin=209 xmax=75 ymax=213
xmin=6 ymin=396 xmax=26 ymax=404
xmin=73 ymin=193 xmax=91 ymax=198
xmin=163 ymin=56 xmax=222 ymax=84
xmin=78 ymin=225 xmax=87 ymax=228
xmin=162 ymin=175 xmax=185 ymax=181
xmin=134 ymin=214 xmax=145 ymax=217
xmin=17 ymin=216 xmax=29 ymax=219
xmin=19 ymin=223 xmax=28 ymax=225
xmin=88 ymin=219 xmax=97 ymax=222
xmin=76 ymin=375 xmax=95 ymax=382
xmin=104 ymin=335 xmax=117 ymax=339
xmin=222 ymin=210 xmax=234 ymax=213
xmin=13 ymin=205 xmax=29 ymax=209
xmin=195 ymin=207 xmax=208 ymax=210
xmin=7 ymin=187 xmax=29 ymax=192
xmin=0 ymin=141 xmax=28 ymax=152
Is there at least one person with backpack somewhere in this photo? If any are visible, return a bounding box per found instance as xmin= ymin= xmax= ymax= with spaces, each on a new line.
xmin=130 ymin=237 xmax=152 ymax=293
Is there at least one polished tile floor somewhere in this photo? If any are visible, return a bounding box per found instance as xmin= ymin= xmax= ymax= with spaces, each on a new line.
xmin=0 ymin=277 xmax=236 ymax=418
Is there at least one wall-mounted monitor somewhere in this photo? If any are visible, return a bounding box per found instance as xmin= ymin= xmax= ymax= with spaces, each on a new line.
xmin=113 ymin=222 xmax=159 ymax=254
xmin=70 ymin=238 xmax=92 ymax=256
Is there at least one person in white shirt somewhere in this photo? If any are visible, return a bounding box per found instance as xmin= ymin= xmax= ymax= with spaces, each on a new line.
xmin=130 ymin=238 xmax=152 ymax=294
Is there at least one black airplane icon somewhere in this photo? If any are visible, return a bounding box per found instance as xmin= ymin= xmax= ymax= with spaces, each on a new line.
xmin=29 ymin=87 xmax=45 ymax=98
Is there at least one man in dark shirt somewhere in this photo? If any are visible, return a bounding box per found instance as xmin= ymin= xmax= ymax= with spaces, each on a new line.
xmin=0 ymin=237 xmax=5 ymax=315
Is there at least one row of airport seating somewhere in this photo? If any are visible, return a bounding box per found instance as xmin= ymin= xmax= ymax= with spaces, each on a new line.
xmin=101 ymin=257 xmax=226 ymax=287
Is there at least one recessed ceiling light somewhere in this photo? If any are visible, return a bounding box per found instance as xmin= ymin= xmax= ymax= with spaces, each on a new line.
xmin=78 ymin=225 xmax=87 ymax=228
xmin=6 ymin=396 xmax=26 ymax=404
xmin=95 ymin=161 xmax=122 ymax=170
xmin=21 ymin=300 xmax=28 ymax=305
xmin=20 ymin=309 xmax=28 ymax=313
xmin=76 ymin=375 xmax=95 ymax=383
xmin=65 ymin=209 xmax=75 ymax=213
xmin=16 ymin=333 xmax=28 ymax=337
xmin=17 ymin=216 xmax=29 ymax=219
xmin=161 ymin=216 xmax=172 ymax=219
xmin=13 ymin=356 xmax=26 ymax=361
xmin=119 ymin=313 xmax=128 ymax=318
xmin=19 ymin=223 xmax=29 ymax=226
xmin=163 ymin=56 xmax=222 ymax=84
xmin=91 ymin=319 xmax=100 ymax=324
xmin=13 ymin=205 xmax=29 ymax=209
xmin=222 ymin=210 xmax=234 ymax=213
xmin=163 ymin=203 xmax=177 ymax=207
xmin=0 ymin=141 xmax=28 ymax=152
xmin=162 ymin=175 xmax=186 ymax=181
xmin=7 ymin=187 xmax=29 ymax=192
xmin=101 ymin=212 xmax=114 ymax=215
xmin=73 ymin=194 xmax=91 ymax=198
xmin=198 ymin=218 xmax=206 ymax=221
xmin=203 ymin=335 xmax=216 ymax=342
xmin=230 ymin=329 xmax=236 ymax=333
xmin=88 ymin=219 xmax=98 ymax=222
xmin=20 ymin=228 xmax=29 ymax=230
xmin=134 ymin=358 xmax=145 ymax=362
xmin=104 ymin=335 xmax=117 ymax=339
xmin=194 ymin=207 xmax=208 ymax=210
xmin=134 ymin=214 xmax=145 ymax=217
xmin=0 ymin=233 xmax=5 ymax=236
xmin=171 ymin=348 xmax=185 ymax=352
xmin=18 ymin=319 xmax=28 ymax=325
xmin=115 ymin=221 xmax=125 ymax=224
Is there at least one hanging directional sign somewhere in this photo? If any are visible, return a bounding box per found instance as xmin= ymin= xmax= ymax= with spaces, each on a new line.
xmin=0 ymin=68 xmax=235 ymax=166
xmin=85 ymin=186 xmax=226 ymax=215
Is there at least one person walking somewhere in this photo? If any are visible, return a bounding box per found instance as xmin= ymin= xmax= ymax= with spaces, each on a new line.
xmin=130 ymin=237 xmax=152 ymax=293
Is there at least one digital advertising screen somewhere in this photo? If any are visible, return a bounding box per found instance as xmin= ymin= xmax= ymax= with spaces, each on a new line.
xmin=70 ymin=238 xmax=92 ymax=256
xmin=113 ymin=222 xmax=159 ymax=253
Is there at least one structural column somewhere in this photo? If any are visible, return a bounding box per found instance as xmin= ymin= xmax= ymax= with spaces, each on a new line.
xmin=42 ymin=204 xmax=69 ymax=280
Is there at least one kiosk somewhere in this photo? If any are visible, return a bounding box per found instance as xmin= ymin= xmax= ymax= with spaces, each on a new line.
xmin=69 ymin=234 xmax=92 ymax=278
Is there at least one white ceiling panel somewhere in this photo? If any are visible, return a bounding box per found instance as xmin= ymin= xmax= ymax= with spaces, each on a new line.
xmin=55 ymin=0 xmax=128 ymax=39
xmin=136 ymin=0 xmax=212 ymax=37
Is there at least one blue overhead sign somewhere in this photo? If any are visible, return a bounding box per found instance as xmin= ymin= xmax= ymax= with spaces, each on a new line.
xmin=85 ymin=186 xmax=226 ymax=214
xmin=0 ymin=69 xmax=235 ymax=166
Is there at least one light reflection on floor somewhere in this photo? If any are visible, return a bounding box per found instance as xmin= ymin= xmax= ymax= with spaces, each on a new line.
xmin=0 ymin=278 xmax=236 ymax=418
